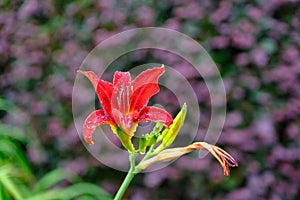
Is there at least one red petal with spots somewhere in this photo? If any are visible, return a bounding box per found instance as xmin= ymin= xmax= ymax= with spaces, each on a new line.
xmin=77 ymin=70 xmax=113 ymax=117
xmin=136 ymin=106 xmax=173 ymax=127
xmin=77 ymin=70 xmax=99 ymax=89
xmin=97 ymin=80 xmax=113 ymax=117
xmin=82 ymin=110 xmax=115 ymax=144
xmin=129 ymin=83 xmax=160 ymax=114
xmin=132 ymin=65 xmax=165 ymax=91
xmin=111 ymin=71 xmax=132 ymax=114
xmin=130 ymin=66 xmax=165 ymax=113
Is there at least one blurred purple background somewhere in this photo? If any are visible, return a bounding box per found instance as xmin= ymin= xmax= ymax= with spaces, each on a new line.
xmin=1 ymin=0 xmax=300 ymax=199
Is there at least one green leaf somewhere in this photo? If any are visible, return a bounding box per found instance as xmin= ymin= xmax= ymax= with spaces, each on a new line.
xmin=58 ymin=183 xmax=112 ymax=200
xmin=27 ymin=183 xmax=112 ymax=200
xmin=0 ymin=181 xmax=11 ymax=200
xmin=24 ymin=189 xmax=64 ymax=200
xmin=0 ymin=98 xmax=15 ymax=113
xmin=0 ymin=139 xmax=33 ymax=180
xmin=0 ymin=124 xmax=26 ymax=142
xmin=32 ymin=168 xmax=80 ymax=193
xmin=0 ymin=165 xmax=30 ymax=200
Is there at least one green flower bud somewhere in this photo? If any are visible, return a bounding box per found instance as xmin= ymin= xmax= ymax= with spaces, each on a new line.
xmin=139 ymin=136 xmax=147 ymax=153
xmin=156 ymin=103 xmax=187 ymax=152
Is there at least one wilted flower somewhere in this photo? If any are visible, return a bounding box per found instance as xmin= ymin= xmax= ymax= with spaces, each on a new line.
xmin=138 ymin=142 xmax=238 ymax=176
xmin=77 ymin=65 xmax=173 ymax=151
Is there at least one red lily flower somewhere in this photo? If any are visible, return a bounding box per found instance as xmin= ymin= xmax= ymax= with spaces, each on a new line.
xmin=77 ymin=65 xmax=173 ymax=145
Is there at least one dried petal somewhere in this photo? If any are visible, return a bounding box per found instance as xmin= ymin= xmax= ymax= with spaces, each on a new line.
xmin=138 ymin=142 xmax=238 ymax=176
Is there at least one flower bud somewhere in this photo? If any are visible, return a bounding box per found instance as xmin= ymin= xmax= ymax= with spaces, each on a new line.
xmin=156 ymin=103 xmax=187 ymax=152
xmin=138 ymin=136 xmax=147 ymax=153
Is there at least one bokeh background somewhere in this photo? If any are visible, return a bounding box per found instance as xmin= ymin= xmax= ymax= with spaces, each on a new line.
xmin=1 ymin=0 xmax=300 ymax=200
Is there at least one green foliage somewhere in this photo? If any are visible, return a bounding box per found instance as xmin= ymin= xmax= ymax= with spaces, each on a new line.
xmin=0 ymin=98 xmax=112 ymax=200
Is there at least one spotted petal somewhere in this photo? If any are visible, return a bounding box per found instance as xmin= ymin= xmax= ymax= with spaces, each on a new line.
xmin=82 ymin=110 xmax=115 ymax=144
xmin=137 ymin=106 xmax=173 ymax=127
xmin=77 ymin=70 xmax=99 ymax=89
xmin=132 ymin=65 xmax=165 ymax=90
xmin=130 ymin=66 xmax=165 ymax=113
xmin=130 ymin=83 xmax=160 ymax=114
xmin=97 ymin=80 xmax=113 ymax=117
xmin=111 ymin=71 xmax=132 ymax=115
xmin=77 ymin=70 xmax=113 ymax=117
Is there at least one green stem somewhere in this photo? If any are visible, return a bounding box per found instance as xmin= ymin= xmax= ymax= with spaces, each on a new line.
xmin=113 ymin=153 xmax=136 ymax=200
xmin=113 ymin=145 xmax=159 ymax=199
xmin=140 ymin=144 xmax=155 ymax=162
xmin=135 ymin=144 xmax=156 ymax=173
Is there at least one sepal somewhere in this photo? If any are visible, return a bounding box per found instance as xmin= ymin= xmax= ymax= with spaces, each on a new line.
xmin=115 ymin=126 xmax=135 ymax=152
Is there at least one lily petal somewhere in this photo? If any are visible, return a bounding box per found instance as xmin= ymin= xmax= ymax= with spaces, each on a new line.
xmin=77 ymin=70 xmax=99 ymax=89
xmin=132 ymin=65 xmax=165 ymax=90
xmin=77 ymin=70 xmax=113 ymax=116
xmin=130 ymin=66 xmax=165 ymax=113
xmin=138 ymin=142 xmax=238 ymax=176
xmin=82 ymin=110 xmax=115 ymax=144
xmin=112 ymin=108 xmax=137 ymax=136
xmin=97 ymin=80 xmax=114 ymax=117
xmin=130 ymin=83 xmax=160 ymax=114
xmin=136 ymin=106 xmax=173 ymax=127
xmin=112 ymin=71 xmax=132 ymax=114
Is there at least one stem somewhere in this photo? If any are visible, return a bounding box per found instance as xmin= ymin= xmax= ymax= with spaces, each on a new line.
xmin=113 ymin=153 xmax=136 ymax=200
xmin=135 ymin=144 xmax=156 ymax=173
xmin=140 ymin=144 xmax=155 ymax=162
xmin=113 ymin=145 xmax=158 ymax=199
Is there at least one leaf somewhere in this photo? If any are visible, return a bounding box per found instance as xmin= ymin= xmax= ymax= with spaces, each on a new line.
xmin=24 ymin=189 xmax=64 ymax=200
xmin=0 ymin=181 xmax=11 ymax=200
xmin=0 ymin=124 xmax=26 ymax=142
xmin=27 ymin=183 xmax=112 ymax=200
xmin=0 ymin=98 xmax=15 ymax=113
xmin=58 ymin=183 xmax=112 ymax=200
xmin=0 ymin=165 xmax=30 ymax=200
xmin=0 ymin=139 xmax=33 ymax=180
xmin=32 ymin=168 xmax=80 ymax=193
